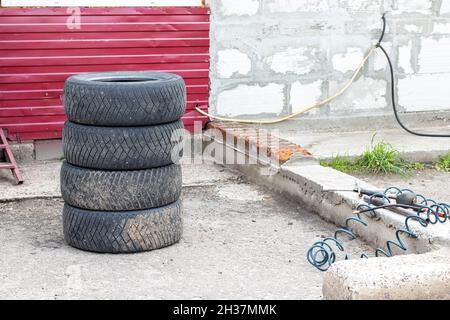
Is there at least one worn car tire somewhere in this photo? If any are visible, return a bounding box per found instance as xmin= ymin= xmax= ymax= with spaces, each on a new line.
xmin=63 ymin=120 xmax=184 ymax=170
xmin=63 ymin=200 xmax=183 ymax=253
xmin=64 ymin=71 xmax=186 ymax=126
xmin=60 ymin=161 xmax=182 ymax=211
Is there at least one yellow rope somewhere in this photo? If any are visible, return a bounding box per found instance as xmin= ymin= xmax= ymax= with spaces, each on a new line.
xmin=195 ymin=45 xmax=378 ymax=125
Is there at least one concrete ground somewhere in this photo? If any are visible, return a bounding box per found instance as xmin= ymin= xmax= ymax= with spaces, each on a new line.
xmin=0 ymin=161 xmax=61 ymax=201
xmin=278 ymin=126 xmax=450 ymax=162
xmin=355 ymin=169 xmax=450 ymax=203
xmin=0 ymin=161 xmax=371 ymax=300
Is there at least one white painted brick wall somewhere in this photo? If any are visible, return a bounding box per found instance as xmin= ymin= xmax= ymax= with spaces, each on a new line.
xmin=399 ymin=74 xmax=450 ymax=111
xmin=418 ymin=37 xmax=450 ymax=73
xmin=216 ymin=84 xmax=285 ymax=116
xmin=398 ymin=41 xmax=414 ymax=74
xmin=395 ymin=0 xmax=432 ymax=14
xmin=217 ymin=49 xmax=251 ymax=78
xmin=432 ymin=22 xmax=450 ymax=34
xmin=338 ymin=0 xmax=383 ymax=15
xmin=210 ymin=0 xmax=450 ymax=121
xmin=267 ymin=0 xmax=329 ymax=13
xmin=219 ymin=0 xmax=259 ymax=16
xmin=441 ymin=1 xmax=450 ymax=14
xmin=266 ymin=47 xmax=320 ymax=75
xmin=373 ymin=42 xmax=392 ymax=71
xmin=290 ymin=80 xmax=323 ymax=114
xmin=332 ymin=48 xmax=364 ymax=73
xmin=329 ymin=77 xmax=387 ymax=111
xmin=404 ymin=24 xmax=423 ymax=33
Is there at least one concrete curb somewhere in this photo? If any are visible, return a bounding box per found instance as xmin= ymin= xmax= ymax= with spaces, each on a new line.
xmin=227 ymin=159 xmax=450 ymax=253
xmin=202 ymin=131 xmax=450 ymax=299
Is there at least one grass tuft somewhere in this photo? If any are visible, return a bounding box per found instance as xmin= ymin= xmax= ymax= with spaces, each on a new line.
xmin=436 ymin=152 xmax=450 ymax=172
xmin=319 ymin=155 xmax=356 ymax=173
xmin=355 ymin=141 xmax=408 ymax=175
xmin=320 ymin=137 xmax=412 ymax=176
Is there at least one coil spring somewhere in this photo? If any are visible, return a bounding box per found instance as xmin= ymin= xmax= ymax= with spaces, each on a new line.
xmin=306 ymin=187 xmax=449 ymax=271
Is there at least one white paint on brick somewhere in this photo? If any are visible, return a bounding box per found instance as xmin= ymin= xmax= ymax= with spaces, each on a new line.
xmin=330 ymin=77 xmax=386 ymax=111
xmin=217 ymin=84 xmax=285 ymax=116
xmin=398 ymin=41 xmax=414 ymax=74
xmin=396 ymin=0 xmax=432 ymax=14
xmin=290 ymin=80 xmax=323 ymax=114
xmin=2 ymin=0 xmax=202 ymax=5
xmin=441 ymin=1 xmax=450 ymax=14
xmin=267 ymin=0 xmax=328 ymax=13
xmin=220 ymin=0 xmax=259 ymax=16
xmin=432 ymin=22 xmax=450 ymax=34
xmin=418 ymin=37 xmax=450 ymax=73
xmin=332 ymin=47 xmax=364 ymax=73
xmin=399 ymin=74 xmax=450 ymax=111
xmin=217 ymin=49 xmax=251 ymax=78
xmin=266 ymin=47 xmax=318 ymax=75
xmin=374 ymin=42 xmax=392 ymax=71
xmin=339 ymin=0 xmax=382 ymax=15
xmin=404 ymin=24 xmax=422 ymax=33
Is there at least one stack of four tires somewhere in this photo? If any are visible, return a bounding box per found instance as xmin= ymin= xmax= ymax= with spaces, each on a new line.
xmin=61 ymin=71 xmax=185 ymax=253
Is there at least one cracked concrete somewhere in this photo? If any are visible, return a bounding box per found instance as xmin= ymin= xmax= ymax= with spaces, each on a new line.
xmin=0 ymin=161 xmax=372 ymax=300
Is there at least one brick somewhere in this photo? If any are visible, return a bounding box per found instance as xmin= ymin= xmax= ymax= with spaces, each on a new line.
xmin=217 ymin=49 xmax=251 ymax=78
xmin=432 ymin=22 xmax=450 ymax=34
xmin=374 ymin=42 xmax=393 ymax=72
xmin=440 ymin=1 xmax=450 ymax=14
xmin=395 ymin=0 xmax=432 ymax=15
xmin=332 ymin=47 xmax=364 ymax=73
xmin=266 ymin=47 xmax=320 ymax=75
xmin=290 ymin=80 xmax=323 ymax=114
xmin=338 ymin=0 xmax=382 ymax=15
xmin=219 ymin=0 xmax=259 ymax=16
xmin=398 ymin=41 xmax=414 ymax=74
xmin=267 ymin=0 xmax=329 ymax=13
xmin=418 ymin=37 xmax=450 ymax=73
xmin=216 ymin=83 xmax=285 ymax=116
xmin=330 ymin=77 xmax=387 ymax=111
xmin=207 ymin=121 xmax=312 ymax=164
xmin=398 ymin=74 xmax=450 ymax=112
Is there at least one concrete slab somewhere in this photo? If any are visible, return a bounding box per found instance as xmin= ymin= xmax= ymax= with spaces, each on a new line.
xmin=0 ymin=162 xmax=372 ymax=299
xmin=277 ymin=127 xmax=450 ymax=162
xmin=8 ymin=142 xmax=34 ymax=164
xmin=323 ymin=248 xmax=450 ymax=300
xmin=0 ymin=160 xmax=61 ymax=201
xmin=34 ymin=139 xmax=63 ymax=161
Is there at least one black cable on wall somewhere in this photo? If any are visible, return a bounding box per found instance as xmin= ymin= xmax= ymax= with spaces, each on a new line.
xmin=378 ymin=14 xmax=450 ymax=138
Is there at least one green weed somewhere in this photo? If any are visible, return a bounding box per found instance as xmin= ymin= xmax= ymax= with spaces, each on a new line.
xmin=436 ymin=152 xmax=450 ymax=172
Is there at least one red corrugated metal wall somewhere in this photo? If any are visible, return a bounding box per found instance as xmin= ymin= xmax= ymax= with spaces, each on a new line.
xmin=0 ymin=7 xmax=209 ymax=141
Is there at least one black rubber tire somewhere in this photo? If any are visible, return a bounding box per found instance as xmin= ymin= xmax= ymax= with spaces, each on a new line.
xmin=60 ymin=161 xmax=182 ymax=211
xmin=62 ymin=120 xmax=184 ymax=170
xmin=63 ymin=200 xmax=183 ymax=253
xmin=63 ymin=71 xmax=186 ymax=126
